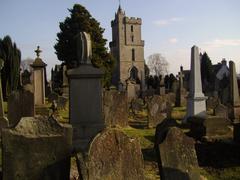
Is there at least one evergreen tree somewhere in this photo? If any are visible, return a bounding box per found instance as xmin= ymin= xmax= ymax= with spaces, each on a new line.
xmin=54 ymin=4 xmax=114 ymax=87
xmin=201 ymin=52 xmax=213 ymax=83
xmin=0 ymin=35 xmax=21 ymax=99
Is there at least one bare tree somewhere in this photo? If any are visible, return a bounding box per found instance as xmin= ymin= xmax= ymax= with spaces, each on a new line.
xmin=147 ymin=53 xmax=169 ymax=76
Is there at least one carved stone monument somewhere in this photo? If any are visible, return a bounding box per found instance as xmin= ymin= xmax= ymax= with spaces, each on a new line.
xmin=67 ymin=32 xmax=104 ymax=152
xmin=185 ymin=46 xmax=207 ymax=122
xmin=229 ymin=61 xmax=240 ymax=123
xmin=31 ymin=46 xmax=47 ymax=105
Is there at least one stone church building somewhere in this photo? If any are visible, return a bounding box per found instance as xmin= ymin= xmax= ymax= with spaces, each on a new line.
xmin=110 ymin=6 xmax=145 ymax=87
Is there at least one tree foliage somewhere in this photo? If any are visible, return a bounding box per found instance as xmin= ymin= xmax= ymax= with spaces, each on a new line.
xmin=201 ymin=52 xmax=213 ymax=83
xmin=0 ymin=35 xmax=21 ymax=99
xmin=147 ymin=53 xmax=169 ymax=77
xmin=54 ymin=4 xmax=114 ymax=87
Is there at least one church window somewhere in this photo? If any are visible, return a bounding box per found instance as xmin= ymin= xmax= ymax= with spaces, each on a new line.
xmin=132 ymin=49 xmax=135 ymax=61
xmin=131 ymin=35 xmax=134 ymax=42
xmin=131 ymin=25 xmax=133 ymax=32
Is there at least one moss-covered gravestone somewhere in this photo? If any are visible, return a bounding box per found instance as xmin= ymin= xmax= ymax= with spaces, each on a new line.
xmin=2 ymin=116 xmax=72 ymax=180
xmin=76 ymin=128 xmax=144 ymax=180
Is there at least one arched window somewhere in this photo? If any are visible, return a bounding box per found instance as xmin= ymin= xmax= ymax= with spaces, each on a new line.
xmin=131 ymin=35 xmax=134 ymax=42
xmin=130 ymin=66 xmax=138 ymax=80
xmin=132 ymin=49 xmax=135 ymax=61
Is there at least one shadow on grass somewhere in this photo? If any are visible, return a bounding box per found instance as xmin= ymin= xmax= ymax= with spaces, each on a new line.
xmin=142 ymin=148 xmax=158 ymax=162
xmin=196 ymin=141 xmax=240 ymax=169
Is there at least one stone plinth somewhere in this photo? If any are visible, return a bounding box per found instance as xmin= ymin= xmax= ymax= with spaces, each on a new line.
xmin=2 ymin=116 xmax=72 ymax=180
xmin=67 ymin=64 xmax=104 ymax=152
xmin=185 ymin=46 xmax=207 ymax=122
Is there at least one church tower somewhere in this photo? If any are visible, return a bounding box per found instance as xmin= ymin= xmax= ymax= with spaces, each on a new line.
xmin=110 ymin=6 xmax=145 ymax=87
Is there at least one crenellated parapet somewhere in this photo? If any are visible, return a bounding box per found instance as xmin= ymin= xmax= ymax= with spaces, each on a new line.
xmin=124 ymin=17 xmax=142 ymax=25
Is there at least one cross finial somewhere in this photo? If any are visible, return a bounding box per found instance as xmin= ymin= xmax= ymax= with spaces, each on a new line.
xmin=35 ymin=46 xmax=42 ymax=58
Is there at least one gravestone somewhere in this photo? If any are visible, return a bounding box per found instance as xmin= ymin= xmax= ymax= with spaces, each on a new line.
xmin=206 ymin=97 xmax=219 ymax=110
xmin=159 ymin=77 xmax=165 ymax=95
xmin=127 ymin=79 xmax=137 ymax=101
xmin=185 ymin=46 xmax=207 ymax=122
xmin=8 ymin=89 xmax=34 ymax=127
xmin=2 ymin=115 xmax=72 ymax=180
xmin=21 ymin=69 xmax=31 ymax=85
xmin=47 ymin=92 xmax=59 ymax=103
xmin=229 ymin=61 xmax=240 ymax=123
xmin=0 ymin=59 xmax=8 ymax=136
xmin=214 ymin=103 xmax=228 ymax=119
xmin=157 ymin=127 xmax=200 ymax=180
xmin=67 ymin=32 xmax=104 ymax=152
xmin=57 ymin=96 xmax=68 ymax=110
xmin=30 ymin=46 xmax=47 ymax=105
xmin=62 ymin=65 xmax=69 ymax=97
xmin=103 ymin=90 xmax=128 ymax=127
xmin=76 ymin=128 xmax=144 ymax=180
xmin=146 ymin=95 xmax=167 ymax=128
xmin=176 ymin=69 xmax=187 ymax=107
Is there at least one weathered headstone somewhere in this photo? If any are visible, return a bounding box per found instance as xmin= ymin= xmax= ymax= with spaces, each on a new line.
xmin=76 ymin=128 xmax=144 ymax=180
xmin=0 ymin=59 xmax=8 ymax=135
xmin=126 ymin=79 xmax=137 ymax=101
xmin=30 ymin=46 xmax=47 ymax=105
xmin=146 ymin=95 xmax=167 ymax=128
xmin=229 ymin=61 xmax=240 ymax=123
xmin=47 ymin=92 xmax=59 ymax=103
xmin=2 ymin=116 xmax=72 ymax=180
xmin=185 ymin=46 xmax=207 ymax=122
xmin=57 ymin=96 xmax=68 ymax=110
xmin=213 ymin=103 xmax=228 ymax=119
xmin=67 ymin=32 xmax=104 ymax=152
xmin=206 ymin=96 xmax=219 ymax=110
xmin=103 ymin=90 xmax=128 ymax=127
xmin=176 ymin=69 xmax=187 ymax=107
xmin=62 ymin=65 xmax=69 ymax=97
xmin=159 ymin=77 xmax=165 ymax=95
xmin=8 ymin=89 xmax=34 ymax=127
xmin=157 ymin=127 xmax=200 ymax=180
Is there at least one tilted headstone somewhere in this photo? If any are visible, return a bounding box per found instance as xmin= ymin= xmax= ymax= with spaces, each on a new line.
xmin=67 ymin=32 xmax=104 ymax=152
xmin=30 ymin=46 xmax=47 ymax=105
xmin=76 ymin=129 xmax=144 ymax=180
xmin=185 ymin=46 xmax=207 ymax=122
xmin=0 ymin=59 xmax=8 ymax=136
xmin=8 ymin=89 xmax=35 ymax=126
xmin=2 ymin=116 xmax=72 ymax=180
xmin=103 ymin=90 xmax=128 ymax=127
xmin=157 ymin=127 xmax=201 ymax=180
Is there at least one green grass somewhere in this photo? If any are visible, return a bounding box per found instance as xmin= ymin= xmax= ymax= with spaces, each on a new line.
xmin=123 ymin=127 xmax=155 ymax=149
xmin=200 ymin=167 xmax=240 ymax=180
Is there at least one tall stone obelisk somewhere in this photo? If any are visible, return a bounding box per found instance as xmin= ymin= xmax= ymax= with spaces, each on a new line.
xmin=185 ymin=46 xmax=207 ymax=122
xmin=229 ymin=61 xmax=240 ymax=123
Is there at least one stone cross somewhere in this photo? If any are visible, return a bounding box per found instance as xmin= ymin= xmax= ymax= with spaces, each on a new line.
xmin=35 ymin=46 xmax=42 ymax=58
xmin=76 ymin=32 xmax=92 ymax=65
xmin=185 ymin=46 xmax=207 ymax=122
xmin=177 ymin=70 xmax=184 ymax=90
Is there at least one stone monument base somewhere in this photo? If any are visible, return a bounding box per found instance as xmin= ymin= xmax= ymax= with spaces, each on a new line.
xmin=229 ymin=105 xmax=240 ymax=123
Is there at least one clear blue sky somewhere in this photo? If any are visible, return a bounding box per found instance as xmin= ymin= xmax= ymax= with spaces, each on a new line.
xmin=0 ymin=0 xmax=240 ymax=78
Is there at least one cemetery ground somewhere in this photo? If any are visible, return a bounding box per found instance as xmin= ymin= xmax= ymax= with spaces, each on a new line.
xmin=1 ymin=99 xmax=240 ymax=180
